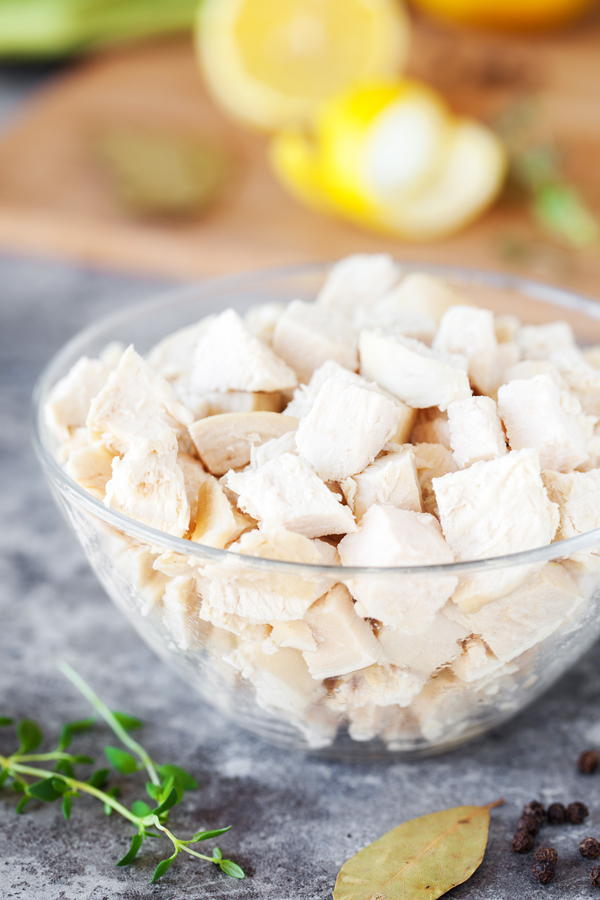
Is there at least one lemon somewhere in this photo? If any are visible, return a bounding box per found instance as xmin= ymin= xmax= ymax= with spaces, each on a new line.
xmin=271 ymin=80 xmax=507 ymax=240
xmin=412 ymin=0 xmax=594 ymax=31
xmin=196 ymin=0 xmax=410 ymax=130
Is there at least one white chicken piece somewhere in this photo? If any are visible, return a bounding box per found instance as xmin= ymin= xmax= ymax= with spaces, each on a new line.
xmin=433 ymin=305 xmax=499 ymax=395
xmin=87 ymin=345 xmax=192 ymax=454
xmin=410 ymin=671 xmax=480 ymax=743
xmin=517 ymin=321 xmax=576 ymax=360
xmin=378 ymin=609 xmax=468 ymax=679
xmin=146 ymin=316 xmax=216 ymax=381
xmin=494 ymin=314 xmax=521 ymax=344
xmin=249 ymin=430 xmax=298 ymax=468
xmin=340 ymin=447 xmax=422 ymax=520
xmin=231 ymin=526 xmax=339 ymax=566
xmin=497 ymin=374 xmax=589 ymax=472
xmin=189 ymin=411 xmax=298 ymax=475
xmin=433 ymin=449 xmax=559 ymax=611
xmin=191 ymin=477 xmax=254 ymax=548
xmin=338 ymin=505 xmax=457 ymax=633
xmin=226 ymin=644 xmax=325 ymax=719
xmin=542 ymin=469 xmax=600 ymax=568
xmin=503 ymin=359 xmax=565 ymax=389
xmin=104 ymin=431 xmax=190 ymax=538
xmin=550 ymin=346 xmax=600 ymax=416
xmin=65 ymin=441 xmax=116 ymax=500
xmin=176 ymin=452 xmax=211 ymax=532
xmin=272 ymin=299 xmax=358 ymax=384
xmin=374 ymin=272 xmax=470 ymax=325
xmin=315 ymin=253 xmax=399 ymax=316
xmin=244 ymin=301 xmax=286 ymax=345
xmin=271 ymin=620 xmax=317 ymax=652
xmin=302 ymin=585 xmax=381 ymax=679
xmin=295 ymin=376 xmax=401 ymax=482
xmin=100 ymin=532 xmax=169 ymax=615
xmin=189 ymin=308 xmax=298 ymax=393
xmin=443 ymin=563 xmax=585 ymax=664
xmin=410 ymin=408 xmax=451 ymax=449
xmin=491 ymin=341 xmax=521 ymax=393
xmin=224 ymin=453 xmax=357 ymax=538
xmin=413 ymin=442 xmax=457 ymax=516
xmin=583 ymin=346 xmax=600 ymax=369
xmin=359 ymin=330 xmax=471 ymax=410
xmin=354 ymin=307 xmax=437 ymax=346
xmin=45 ymin=356 xmax=110 ymax=442
xmin=447 ymin=396 xmax=506 ymax=468
xmin=451 ymin=637 xmax=503 ymax=683
xmin=334 ymin=666 xmax=424 ymax=715
xmin=161 ymin=575 xmax=202 ymax=651
xmin=202 ymin=390 xmax=282 ymax=416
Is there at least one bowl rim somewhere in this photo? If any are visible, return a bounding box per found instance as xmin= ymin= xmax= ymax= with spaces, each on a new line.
xmin=32 ymin=258 xmax=600 ymax=579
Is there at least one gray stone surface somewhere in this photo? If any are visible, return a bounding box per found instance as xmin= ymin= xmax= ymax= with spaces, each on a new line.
xmin=2 ymin=75 xmax=600 ymax=900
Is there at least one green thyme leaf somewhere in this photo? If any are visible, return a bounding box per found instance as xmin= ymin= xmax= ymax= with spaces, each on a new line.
xmin=146 ymin=782 xmax=162 ymax=801
xmin=151 ymin=852 xmax=178 ymax=883
xmin=54 ymin=760 xmax=75 ymax=779
xmin=116 ymin=833 xmax=144 ymax=867
xmin=131 ymin=800 xmax=153 ymax=818
xmin=212 ymin=847 xmax=223 ymax=860
xmin=17 ymin=719 xmax=43 ymax=754
xmin=58 ymin=716 xmax=95 ymax=751
xmin=156 ymin=764 xmax=198 ymax=793
xmin=152 ymin=787 xmax=179 ymax=817
xmin=219 ymin=859 xmax=245 ymax=879
xmin=62 ymin=794 xmax=73 ymax=820
xmin=112 ymin=712 xmax=144 ymax=732
xmin=0 ymin=716 xmax=14 ymax=727
xmin=0 ymin=767 xmax=10 ymax=788
xmin=104 ymin=746 xmax=138 ymax=775
xmin=15 ymin=795 xmax=29 ymax=814
xmin=103 ymin=785 xmax=121 ymax=816
xmin=71 ymin=755 xmax=94 ymax=765
xmin=190 ymin=827 xmax=231 ymax=843
xmin=28 ymin=777 xmax=63 ymax=802
xmin=87 ymin=767 xmax=110 ymax=789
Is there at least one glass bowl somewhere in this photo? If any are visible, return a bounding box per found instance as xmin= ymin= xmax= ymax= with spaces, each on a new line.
xmin=32 ymin=261 xmax=600 ymax=759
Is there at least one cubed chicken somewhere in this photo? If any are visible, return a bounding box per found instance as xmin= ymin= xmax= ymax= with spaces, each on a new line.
xmin=189 ymin=410 xmax=298 ymax=475
xmin=433 ymin=305 xmax=499 ymax=395
xmin=45 ymin=356 xmax=110 ymax=442
xmin=272 ymin=299 xmax=358 ymax=384
xmin=517 ymin=321 xmax=576 ymax=360
xmin=447 ymin=396 xmax=506 ymax=468
xmin=378 ymin=609 xmax=468 ymax=679
xmin=341 ymin=447 xmax=422 ymax=520
xmin=316 ymin=253 xmax=399 ymax=316
xmin=413 ymin=442 xmax=457 ymax=516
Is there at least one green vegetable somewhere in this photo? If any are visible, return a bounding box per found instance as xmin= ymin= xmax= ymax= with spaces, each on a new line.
xmin=0 ymin=0 xmax=199 ymax=58
xmin=333 ymin=800 xmax=503 ymax=900
xmin=0 ymin=661 xmax=244 ymax=884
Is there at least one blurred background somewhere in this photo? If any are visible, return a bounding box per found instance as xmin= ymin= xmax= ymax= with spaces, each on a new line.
xmin=0 ymin=0 xmax=598 ymax=292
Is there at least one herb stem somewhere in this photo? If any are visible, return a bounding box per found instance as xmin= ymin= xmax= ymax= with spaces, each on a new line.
xmin=13 ymin=752 xmax=82 ymax=763
xmin=59 ymin=661 xmax=161 ymax=786
xmin=150 ymin=818 xmax=216 ymax=864
xmin=0 ymin=756 xmax=141 ymax=826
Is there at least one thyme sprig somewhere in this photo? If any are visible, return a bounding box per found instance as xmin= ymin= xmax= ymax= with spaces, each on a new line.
xmin=0 ymin=663 xmax=244 ymax=883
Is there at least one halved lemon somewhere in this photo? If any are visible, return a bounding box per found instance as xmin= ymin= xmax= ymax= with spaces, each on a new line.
xmin=196 ymin=0 xmax=411 ymax=130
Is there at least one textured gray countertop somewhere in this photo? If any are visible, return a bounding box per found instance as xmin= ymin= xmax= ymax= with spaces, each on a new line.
xmin=2 ymin=71 xmax=600 ymax=900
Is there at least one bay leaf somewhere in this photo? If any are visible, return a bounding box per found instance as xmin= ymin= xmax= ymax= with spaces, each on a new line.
xmin=333 ymin=800 xmax=502 ymax=900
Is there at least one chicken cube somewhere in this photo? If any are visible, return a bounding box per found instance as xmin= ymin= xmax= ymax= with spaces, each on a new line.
xmin=302 ymin=585 xmax=381 ymax=679
xmin=189 ymin=410 xmax=298 ymax=475
xmin=316 ymin=253 xmax=399 ymax=316
xmin=443 ymin=563 xmax=585 ymax=664
xmin=503 ymin=359 xmax=565 ymax=388
xmin=146 ymin=316 xmax=215 ymax=381
xmin=517 ymin=321 xmax=576 ymax=360
xmin=295 ymin=376 xmax=401 ymax=482
xmin=176 ymin=452 xmax=211 ymax=532
xmin=104 ymin=430 xmax=190 ymax=538
xmin=189 ymin=308 xmax=298 ymax=393
xmin=497 ymin=374 xmax=589 ymax=472
xmin=451 ymin=637 xmax=503 ymax=683
xmin=433 ymin=449 xmax=559 ymax=610
xmin=249 ymin=431 xmax=298 ymax=468
xmin=87 ymin=345 xmax=192 ymax=454
xmin=226 ymin=644 xmax=324 ymax=718
xmin=45 ymin=356 xmax=110 ymax=442
xmin=375 ymin=272 xmax=470 ymax=324
xmin=447 ymin=396 xmax=506 ymax=468
xmin=272 ymin=299 xmax=358 ymax=384
xmin=203 ymin=391 xmax=283 ymax=416
xmin=65 ymin=441 xmax=116 ymax=500
xmin=191 ymin=477 xmax=254 ymax=548
xmin=410 ymin=408 xmax=451 ymax=449
xmin=433 ymin=306 xmax=499 ymax=395
xmin=224 ymin=453 xmax=357 ymax=538
xmin=271 ymin=620 xmax=317 ymax=652
xmin=378 ymin=610 xmax=468 ymax=679
xmin=495 ymin=314 xmax=521 ymax=343
xmin=550 ymin=346 xmax=600 ymax=416
xmin=413 ymin=442 xmax=457 ymax=516
xmin=161 ymin=575 xmax=202 ymax=651
xmin=340 ymin=447 xmax=422 ymax=520
xmin=244 ymin=301 xmax=285 ymax=345
xmin=542 ymin=468 xmax=600 ymax=568
xmin=338 ymin=505 xmax=457 ymax=632
xmin=359 ymin=330 xmax=471 ymax=410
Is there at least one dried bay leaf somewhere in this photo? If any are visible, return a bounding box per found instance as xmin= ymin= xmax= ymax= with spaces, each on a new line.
xmin=333 ymin=800 xmax=503 ymax=900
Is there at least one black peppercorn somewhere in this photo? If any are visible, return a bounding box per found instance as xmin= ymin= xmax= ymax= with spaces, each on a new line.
xmin=523 ymin=800 xmax=546 ymax=821
xmin=512 ymin=831 xmax=534 ymax=853
xmin=579 ymin=750 xmax=600 ymax=775
xmin=580 ymin=838 xmax=600 ymax=859
xmin=532 ymin=859 xmax=556 ymax=885
xmin=567 ymin=802 xmax=590 ymax=824
xmin=535 ymin=848 xmax=558 ymax=865
xmin=591 ymin=866 xmax=600 ymax=887
xmin=547 ymin=802 xmax=566 ymax=824
xmin=516 ymin=814 xmax=540 ymax=836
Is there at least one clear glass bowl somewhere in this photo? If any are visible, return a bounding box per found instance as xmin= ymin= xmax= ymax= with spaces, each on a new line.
xmin=32 ymin=262 xmax=600 ymax=759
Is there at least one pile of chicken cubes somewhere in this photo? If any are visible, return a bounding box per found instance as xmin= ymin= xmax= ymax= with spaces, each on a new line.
xmin=45 ymin=254 xmax=600 ymax=749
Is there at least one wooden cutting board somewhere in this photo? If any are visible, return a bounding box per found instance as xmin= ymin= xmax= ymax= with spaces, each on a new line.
xmin=0 ymin=10 xmax=599 ymax=293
